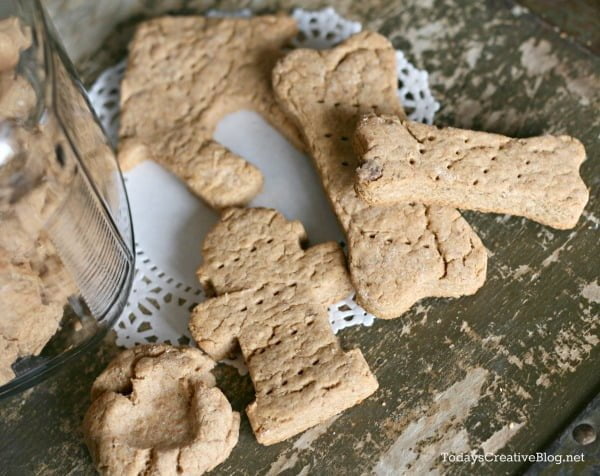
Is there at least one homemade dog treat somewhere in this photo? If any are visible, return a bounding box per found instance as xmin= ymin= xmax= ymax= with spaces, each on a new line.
xmin=354 ymin=114 xmax=589 ymax=230
xmin=0 ymin=252 xmax=64 ymax=385
xmin=119 ymin=15 xmax=305 ymax=209
xmin=189 ymin=208 xmax=378 ymax=445
xmin=84 ymin=345 xmax=239 ymax=476
xmin=0 ymin=17 xmax=30 ymax=71
xmin=272 ymin=32 xmax=487 ymax=318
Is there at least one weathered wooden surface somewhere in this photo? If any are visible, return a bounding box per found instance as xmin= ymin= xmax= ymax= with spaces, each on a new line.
xmin=1 ymin=0 xmax=599 ymax=474
xmin=516 ymin=0 xmax=600 ymax=55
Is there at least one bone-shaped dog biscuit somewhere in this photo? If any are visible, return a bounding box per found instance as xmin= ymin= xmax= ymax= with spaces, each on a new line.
xmin=272 ymin=32 xmax=487 ymax=318
xmin=189 ymin=208 xmax=378 ymax=445
xmin=119 ymin=15 xmax=305 ymax=209
xmin=354 ymin=114 xmax=589 ymax=229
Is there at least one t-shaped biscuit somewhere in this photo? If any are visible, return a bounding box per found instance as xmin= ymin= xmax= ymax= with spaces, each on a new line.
xmin=119 ymin=15 xmax=305 ymax=209
xmin=354 ymin=114 xmax=589 ymax=230
xmin=272 ymin=31 xmax=488 ymax=318
xmin=189 ymin=208 xmax=378 ymax=445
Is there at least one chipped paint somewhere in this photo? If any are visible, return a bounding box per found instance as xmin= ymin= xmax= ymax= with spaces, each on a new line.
xmin=461 ymin=321 xmax=526 ymax=370
xmin=511 ymin=5 xmax=528 ymax=17
xmin=465 ymin=43 xmax=483 ymax=68
xmin=581 ymin=281 xmax=600 ymax=304
xmin=582 ymin=211 xmax=600 ymax=230
xmin=265 ymin=416 xmax=340 ymax=475
xmin=292 ymin=416 xmax=340 ymax=451
xmin=513 ymin=264 xmax=532 ymax=280
xmin=374 ymin=368 xmax=488 ymax=475
xmin=265 ymin=452 xmax=299 ymax=476
xmin=519 ymin=38 xmax=560 ymax=76
xmin=536 ymin=374 xmax=551 ymax=388
xmin=480 ymin=421 xmax=526 ymax=454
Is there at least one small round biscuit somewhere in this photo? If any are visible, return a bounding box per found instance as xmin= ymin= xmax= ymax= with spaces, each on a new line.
xmin=83 ymin=344 xmax=239 ymax=476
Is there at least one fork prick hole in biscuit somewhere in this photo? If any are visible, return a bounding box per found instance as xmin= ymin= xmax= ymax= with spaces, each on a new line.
xmin=409 ymin=159 xmax=415 ymax=165
xmin=342 ymin=161 xmax=349 ymax=166
xmin=312 ymin=359 xmax=320 ymax=366
xmin=325 ymin=133 xmax=332 ymax=138
xmin=340 ymin=136 xmax=349 ymax=141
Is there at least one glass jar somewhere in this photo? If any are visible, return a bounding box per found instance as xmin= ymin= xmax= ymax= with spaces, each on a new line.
xmin=0 ymin=0 xmax=134 ymax=397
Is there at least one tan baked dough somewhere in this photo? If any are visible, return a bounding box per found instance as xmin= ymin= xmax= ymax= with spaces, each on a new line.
xmin=119 ymin=15 xmax=305 ymax=209
xmin=272 ymin=31 xmax=488 ymax=318
xmin=0 ymin=252 xmax=64 ymax=385
xmin=0 ymin=17 xmax=30 ymax=72
xmin=189 ymin=208 xmax=378 ymax=445
xmin=84 ymin=345 xmax=239 ymax=476
xmin=354 ymin=113 xmax=589 ymax=230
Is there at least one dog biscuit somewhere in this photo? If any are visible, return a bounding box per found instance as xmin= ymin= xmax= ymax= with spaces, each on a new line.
xmin=189 ymin=208 xmax=378 ymax=445
xmin=119 ymin=15 xmax=305 ymax=209
xmin=84 ymin=345 xmax=239 ymax=476
xmin=272 ymin=32 xmax=487 ymax=318
xmin=354 ymin=113 xmax=589 ymax=229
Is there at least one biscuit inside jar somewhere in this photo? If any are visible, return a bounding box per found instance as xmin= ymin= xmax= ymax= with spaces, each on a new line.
xmin=0 ymin=17 xmax=77 ymax=386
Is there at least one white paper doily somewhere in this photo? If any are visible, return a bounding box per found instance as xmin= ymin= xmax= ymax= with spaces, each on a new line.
xmin=87 ymin=8 xmax=439 ymax=351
